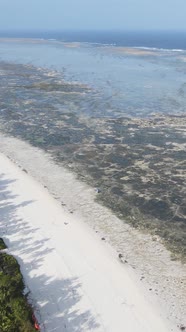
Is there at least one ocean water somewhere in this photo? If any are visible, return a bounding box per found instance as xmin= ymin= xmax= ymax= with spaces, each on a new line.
xmin=0 ymin=32 xmax=186 ymax=259
xmin=1 ymin=30 xmax=186 ymax=49
xmin=0 ymin=33 xmax=186 ymax=117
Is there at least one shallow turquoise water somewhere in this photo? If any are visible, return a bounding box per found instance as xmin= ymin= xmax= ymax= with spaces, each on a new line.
xmin=0 ymin=39 xmax=186 ymax=117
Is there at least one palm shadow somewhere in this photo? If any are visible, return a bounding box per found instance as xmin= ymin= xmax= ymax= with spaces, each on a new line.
xmin=0 ymin=173 xmax=100 ymax=331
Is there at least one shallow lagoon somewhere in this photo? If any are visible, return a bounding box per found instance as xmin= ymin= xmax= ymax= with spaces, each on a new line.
xmin=0 ymin=39 xmax=186 ymax=259
xmin=1 ymin=39 xmax=186 ymax=117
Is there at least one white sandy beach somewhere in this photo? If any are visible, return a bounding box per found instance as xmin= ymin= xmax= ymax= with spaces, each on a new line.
xmin=0 ymin=149 xmax=180 ymax=332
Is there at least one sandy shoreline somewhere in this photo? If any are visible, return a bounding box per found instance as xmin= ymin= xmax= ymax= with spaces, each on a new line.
xmin=0 ymin=152 xmax=171 ymax=332
xmin=0 ymin=134 xmax=185 ymax=331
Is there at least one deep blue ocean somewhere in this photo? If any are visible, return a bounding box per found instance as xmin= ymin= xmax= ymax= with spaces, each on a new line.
xmin=0 ymin=30 xmax=186 ymax=50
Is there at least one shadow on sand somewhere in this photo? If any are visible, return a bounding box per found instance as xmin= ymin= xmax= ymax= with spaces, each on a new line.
xmin=0 ymin=173 xmax=100 ymax=331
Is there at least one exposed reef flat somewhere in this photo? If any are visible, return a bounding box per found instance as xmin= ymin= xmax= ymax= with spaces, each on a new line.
xmin=0 ymin=61 xmax=185 ymax=261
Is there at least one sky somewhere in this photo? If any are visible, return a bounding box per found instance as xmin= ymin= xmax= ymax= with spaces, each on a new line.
xmin=0 ymin=0 xmax=186 ymax=31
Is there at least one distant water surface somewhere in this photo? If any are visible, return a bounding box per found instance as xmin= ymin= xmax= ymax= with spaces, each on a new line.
xmin=0 ymin=35 xmax=186 ymax=117
xmin=1 ymin=30 xmax=186 ymax=49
